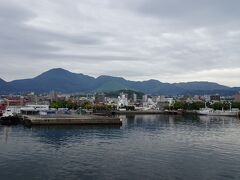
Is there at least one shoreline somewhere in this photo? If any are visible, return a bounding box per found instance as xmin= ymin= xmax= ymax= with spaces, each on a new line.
xmin=112 ymin=110 xmax=197 ymax=115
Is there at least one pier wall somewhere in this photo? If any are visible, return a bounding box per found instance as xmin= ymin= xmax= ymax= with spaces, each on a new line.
xmin=23 ymin=115 xmax=122 ymax=125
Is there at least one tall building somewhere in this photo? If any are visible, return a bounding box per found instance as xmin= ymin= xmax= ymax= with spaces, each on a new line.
xmin=234 ymin=92 xmax=240 ymax=102
xmin=118 ymin=93 xmax=128 ymax=108
xmin=133 ymin=93 xmax=137 ymax=102
xmin=142 ymin=95 xmax=148 ymax=102
xmin=49 ymin=91 xmax=58 ymax=102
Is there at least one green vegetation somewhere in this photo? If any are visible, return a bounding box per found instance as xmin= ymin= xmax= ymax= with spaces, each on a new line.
xmin=169 ymin=101 xmax=205 ymax=110
xmin=125 ymin=106 xmax=135 ymax=111
xmin=232 ymin=102 xmax=240 ymax=108
xmin=50 ymin=100 xmax=117 ymax=111
xmin=93 ymin=104 xmax=117 ymax=111
xmin=169 ymin=101 xmax=240 ymax=110
xmin=209 ymin=102 xmax=240 ymax=110
xmin=81 ymin=101 xmax=93 ymax=110
xmin=50 ymin=100 xmax=79 ymax=109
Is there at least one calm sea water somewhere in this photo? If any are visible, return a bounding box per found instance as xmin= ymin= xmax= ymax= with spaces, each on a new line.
xmin=1 ymin=115 xmax=240 ymax=180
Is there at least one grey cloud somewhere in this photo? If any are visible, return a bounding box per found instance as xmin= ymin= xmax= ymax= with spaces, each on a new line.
xmin=0 ymin=2 xmax=102 ymax=59
xmin=116 ymin=0 xmax=240 ymax=27
xmin=0 ymin=0 xmax=240 ymax=86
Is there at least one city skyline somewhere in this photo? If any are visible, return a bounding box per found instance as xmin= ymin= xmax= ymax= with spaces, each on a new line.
xmin=1 ymin=0 xmax=240 ymax=86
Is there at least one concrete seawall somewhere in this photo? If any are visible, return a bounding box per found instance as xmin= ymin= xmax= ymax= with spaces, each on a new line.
xmin=113 ymin=110 xmax=188 ymax=115
xmin=113 ymin=110 xmax=165 ymax=115
xmin=23 ymin=115 xmax=122 ymax=126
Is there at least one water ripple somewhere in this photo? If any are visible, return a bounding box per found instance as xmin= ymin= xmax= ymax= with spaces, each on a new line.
xmin=1 ymin=115 xmax=240 ymax=180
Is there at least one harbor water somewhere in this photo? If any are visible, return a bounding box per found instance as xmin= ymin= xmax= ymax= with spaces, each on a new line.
xmin=1 ymin=115 xmax=240 ymax=180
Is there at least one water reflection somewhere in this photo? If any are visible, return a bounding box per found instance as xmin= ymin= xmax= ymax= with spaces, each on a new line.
xmin=29 ymin=125 xmax=123 ymax=147
xmin=199 ymin=115 xmax=238 ymax=123
xmin=123 ymin=114 xmax=174 ymax=127
xmin=122 ymin=114 xmax=239 ymax=127
xmin=198 ymin=115 xmax=240 ymax=130
xmin=1 ymin=115 xmax=240 ymax=180
xmin=2 ymin=126 xmax=11 ymax=143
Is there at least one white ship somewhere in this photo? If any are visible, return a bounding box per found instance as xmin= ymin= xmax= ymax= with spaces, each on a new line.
xmin=197 ymin=103 xmax=239 ymax=117
xmin=0 ymin=107 xmax=20 ymax=125
xmin=2 ymin=108 xmax=14 ymax=117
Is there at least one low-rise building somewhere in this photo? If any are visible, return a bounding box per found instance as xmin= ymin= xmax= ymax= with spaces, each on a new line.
xmin=210 ymin=95 xmax=221 ymax=102
xmin=95 ymin=93 xmax=106 ymax=104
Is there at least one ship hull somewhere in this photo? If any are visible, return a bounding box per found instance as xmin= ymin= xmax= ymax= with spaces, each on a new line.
xmin=0 ymin=116 xmax=21 ymax=125
xmin=197 ymin=111 xmax=239 ymax=117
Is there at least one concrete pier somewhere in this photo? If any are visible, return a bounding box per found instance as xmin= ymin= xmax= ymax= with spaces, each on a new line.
xmin=113 ymin=110 xmax=184 ymax=115
xmin=113 ymin=110 xmax=165 ymax=115
xmin=23 ymin=115 xmax=122 ymax=126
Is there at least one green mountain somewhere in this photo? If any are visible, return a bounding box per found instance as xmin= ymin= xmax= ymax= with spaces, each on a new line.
xmin=0 ymin=68 xmax=238 ymax=95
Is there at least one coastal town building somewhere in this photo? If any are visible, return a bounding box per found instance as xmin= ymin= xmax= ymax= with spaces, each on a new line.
xmin=133 ymin=93 xmax=137 ymax=103
xmin=95 ymin=93 xmax=106 ymax=104
xmin=117 ymin=93 xmax=128 ymax=108
xmin=0 ymin=99 xmax=6 ymax=115
xmin=1 ymin=89 xmax=240 ymax=114
xmin=234 ymin=92 xmax=240 ymax=102
xmin=210 ymin=95 xmax=221 ymax=102
xmin=49 ymin=91 xmax=58 ymax=102
xmin=156 ymin=101 xmax=169 ymax=111
xmin=142 ymin=95 xmax=148 ymax=102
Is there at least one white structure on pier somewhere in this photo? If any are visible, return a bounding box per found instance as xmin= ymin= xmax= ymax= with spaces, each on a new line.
xmin=117 ymin=93 xmax=128 ymax=108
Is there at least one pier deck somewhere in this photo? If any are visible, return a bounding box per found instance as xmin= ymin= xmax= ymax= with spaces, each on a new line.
xmin=23 ymin=114 xmax=122 ymax=126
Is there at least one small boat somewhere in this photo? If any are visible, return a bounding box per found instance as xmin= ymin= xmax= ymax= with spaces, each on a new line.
xmin=0 ymin=108 xmax=21 ymax=125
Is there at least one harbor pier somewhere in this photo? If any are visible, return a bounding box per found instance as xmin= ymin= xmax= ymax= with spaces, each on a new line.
xmin=23 ymin=115 xmax=122 ymax=126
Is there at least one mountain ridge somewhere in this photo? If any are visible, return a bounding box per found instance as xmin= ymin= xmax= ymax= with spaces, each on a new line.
xmin=0 ymin=68 xmax=238 ymax=95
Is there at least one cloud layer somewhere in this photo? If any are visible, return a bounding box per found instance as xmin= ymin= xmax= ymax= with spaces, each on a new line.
xmin=0 ymin=0 xmax=240 ymax=86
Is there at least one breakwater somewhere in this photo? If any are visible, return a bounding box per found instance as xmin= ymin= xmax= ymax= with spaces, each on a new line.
xmin=22 ymin=115 xmax=122 ymax=126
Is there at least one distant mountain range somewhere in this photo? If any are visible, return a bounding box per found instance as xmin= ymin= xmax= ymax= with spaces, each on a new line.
xmin=0 ymin=68 xmax=239 ymax=95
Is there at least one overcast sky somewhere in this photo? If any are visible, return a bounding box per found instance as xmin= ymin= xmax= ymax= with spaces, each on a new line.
xmin=1 ymin=0 xmax=240 ymax=86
